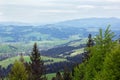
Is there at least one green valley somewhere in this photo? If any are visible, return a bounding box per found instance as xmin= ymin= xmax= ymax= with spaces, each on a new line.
xmin=0 ymin=56 xmax=67 ymax=67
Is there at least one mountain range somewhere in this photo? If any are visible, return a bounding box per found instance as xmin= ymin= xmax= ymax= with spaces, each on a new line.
xmin=0 ymin=18 xmax=120 ymax=42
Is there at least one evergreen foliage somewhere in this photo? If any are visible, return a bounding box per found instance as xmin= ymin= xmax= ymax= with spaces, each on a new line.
xmin=84 ymin=26 xmax=115 ymax=80
xmin=87 ymin=34 xmax=94 ymax=47
xmin=29 ymin=43 xmax=46 ymax=80
xmin=83 ymin=34 xmax=94 ymax=61
xmin=9 ymin=60 xmax=28 ymax=80
xmin=73 ymin=26 xmax=119 ymax=80
xmin=95 ymin=44 xmax=120 ymax=80
xmin=73 ymin=63 xmax=85 ymax=80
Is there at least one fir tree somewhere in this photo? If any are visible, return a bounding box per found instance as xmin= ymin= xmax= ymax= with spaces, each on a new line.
xmin=83 ymin=34 xmax=94 ymax=61
xmin=87 ymin=34 xmax=94 ymax=47
xmin=9 ymin=60 xmax=28 ymax=80
xmin=30 ymin=43 xmax=46 ymax=80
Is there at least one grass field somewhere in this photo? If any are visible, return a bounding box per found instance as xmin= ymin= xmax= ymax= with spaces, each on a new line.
xmin=46 ymin=72 xmax=64 ymax=80
xmin=70 ymin=48 xmax=84 ymax=57
xmin=0 ymin=56 xmax=67 ymax=67
xmin=46 ymin=73 xmax=56 ymax=80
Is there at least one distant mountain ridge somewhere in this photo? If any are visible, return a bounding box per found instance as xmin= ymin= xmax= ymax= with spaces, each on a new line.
xmin=0 ymin=17 xmax=120 ymax=27
xmin=53 ymin=17 xmax=120 ymax=28
xmin=0 ymin=18 xmax=120 ymax=42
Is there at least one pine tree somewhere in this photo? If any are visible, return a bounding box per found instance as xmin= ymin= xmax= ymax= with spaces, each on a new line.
xmin=87 ymin=34 xmax=94 ymax=47
xmin=83 ymin=34 xmax=94 ymax=61
xmin=84 ymin=26 xmax=115 ymax=80
xmin=9 ymin=60 xmax=28 ymax=80
xmin=29 ymin=43 xmax=46 ymax=80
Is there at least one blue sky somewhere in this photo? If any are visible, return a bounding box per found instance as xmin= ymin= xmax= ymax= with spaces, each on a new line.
xmin=0 ymin=0 xmax=120 ymax=24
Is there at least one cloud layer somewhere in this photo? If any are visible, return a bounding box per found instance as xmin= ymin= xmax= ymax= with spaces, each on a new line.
xmin=0 ymin=0 xmax=120 ymax=23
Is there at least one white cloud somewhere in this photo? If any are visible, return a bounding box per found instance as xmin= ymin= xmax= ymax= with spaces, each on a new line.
xmin=38 ymin=10 xmax=77 ymax=13
xmin=0 ymin=12 xmax=3 ymax=15
xmin=106 ymin=0 xmax=120 ymax=2
xmin=102 ymin=6 xmax=120 ymax=10
xmin=2 ymin=0 xmax=73 ymax=7
xmin=77 ymin=5 xmax=95 ymax=9
xmin=89 ymin=0 xmax=120 ymax=3
xmin=82 ymin=0 xmax=120 ymax=3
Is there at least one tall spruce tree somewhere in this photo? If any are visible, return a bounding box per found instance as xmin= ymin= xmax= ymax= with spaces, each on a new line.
xmin=83 ymin=34 xmax=94 ymax=61
xmin=30 ymin=43 xmax=46 ymax=80
xmin=87 ymin=34 xmax=94 ymax=47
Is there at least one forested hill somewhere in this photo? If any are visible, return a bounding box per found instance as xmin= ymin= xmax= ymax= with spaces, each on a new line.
xmin=0 ymin=18 xmax=120 ymax=42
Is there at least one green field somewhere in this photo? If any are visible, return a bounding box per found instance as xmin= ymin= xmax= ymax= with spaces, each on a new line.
xmin=46 ymin=73 xmax=56 ymax=80
xmin=0 ymin=56 xmax=67 ymax=67
xmin=70 ymin=48 xmax=84 ymax=57
xmin=69 ymin=39 xmax=87 ymax=47
xmin=46 ymin=72 xmax=64 ymax=80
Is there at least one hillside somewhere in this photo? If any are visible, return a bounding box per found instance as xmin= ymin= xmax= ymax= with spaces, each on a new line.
xmin=0 ymin=55 xmax=66 ymax=67
xmin=0 ymin=18 xmax=120 ymax=80
xmin=0 ymin=18 xmax=120 ymax=62
xmin=0 ymin=18 xmax=120 ymax=43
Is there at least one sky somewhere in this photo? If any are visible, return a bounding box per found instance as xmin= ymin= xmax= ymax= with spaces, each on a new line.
xmin=0 ymin=0 xmax=120 ymax=24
